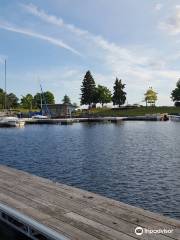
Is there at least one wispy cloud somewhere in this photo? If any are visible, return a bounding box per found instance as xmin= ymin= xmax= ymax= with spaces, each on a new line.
xmin=21 ymin=3 xmax=90 ymax=37
xmin=21 ymin=3 xmax=150 ymax=68
xmin=20 ymin=3 xmax=180 ymax=104
xmin=159 ymin=5 xmax=180 ymax=35
xmin=0 ymin=21 xmax=81 ymax=55
xmin=18 ymin=3 xmax=180 ymax=105
xmin=155 ymin=3 xmax=163 ymax=11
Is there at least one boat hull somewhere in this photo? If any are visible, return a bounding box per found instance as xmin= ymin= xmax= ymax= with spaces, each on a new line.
xmin=169 ymin=115 xmax=180 ymax=121
xmin=0 ymin=117 xmax=25 ymax=128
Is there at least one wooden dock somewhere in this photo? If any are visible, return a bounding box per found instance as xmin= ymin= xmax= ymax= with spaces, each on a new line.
xmin=0 ymin=165 xmax=179 ymax=240
xmin=22 ymin=117 xmax=126 ymax=125
xmin=22 ymin=116 xmax=164 ymax=125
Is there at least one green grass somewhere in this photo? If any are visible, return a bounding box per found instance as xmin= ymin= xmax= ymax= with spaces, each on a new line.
xmin=75 ymin=106 xmax=180 ymax=117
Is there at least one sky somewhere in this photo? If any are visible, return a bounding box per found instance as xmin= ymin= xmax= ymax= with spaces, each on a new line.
xmin=0 ymin=0 xmax=180 ymax=106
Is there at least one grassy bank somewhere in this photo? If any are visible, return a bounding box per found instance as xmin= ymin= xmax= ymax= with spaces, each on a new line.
xmin=76 ymin=106 xmax=180 ymax=117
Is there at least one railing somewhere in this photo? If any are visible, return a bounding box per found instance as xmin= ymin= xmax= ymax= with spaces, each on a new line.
xmin=0 ymin=203 xmax=69 ymax=240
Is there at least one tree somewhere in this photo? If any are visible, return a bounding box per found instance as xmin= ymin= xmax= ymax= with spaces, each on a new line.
xmin=112 ymin=78 xmax=126 ymax=107
xmin=171 ymin=79 xmax=180 ymax=105
xmin=44 ymin=91 xmax=55 ymax=104
xmin=80 ymin=71 xmax=96 ymax=107
xmin=96 ymin=85 xmax=112 ymax=107
xmin=7 ymin=93 xmax=19 ymax=108
xmin=144 ymin=87 xmax=157 ymax=106
xmin=73 ymin=102 xmax=78 ymax=108
xmin=0 ymin=88 xmax=5 ymax=109
xmin=0 ymin=90 xmax=19 ymax=109
xmin=21 ymin=94 xmax=34 ymax=110
xmin=62 ymin=95 xmax=71 ymax=104
xmin=34 ymin=91 xmax=55 ymax=108
xmin=33 ymin=93 xmax=42 ymax=108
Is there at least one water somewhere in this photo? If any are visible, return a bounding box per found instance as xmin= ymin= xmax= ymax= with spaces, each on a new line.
xmin=0 ymin=221 xmax=30 ymax=240
xmin=0 ymin=121 xmax=179 ymax=220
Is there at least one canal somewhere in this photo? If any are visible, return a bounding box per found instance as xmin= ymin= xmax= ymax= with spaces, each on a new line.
xmin=0 ymin=121 xmax=179 ymax=221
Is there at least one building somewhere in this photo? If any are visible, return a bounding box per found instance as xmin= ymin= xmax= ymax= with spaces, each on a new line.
xmin=42 ymin=104 xmax=76 ymax=118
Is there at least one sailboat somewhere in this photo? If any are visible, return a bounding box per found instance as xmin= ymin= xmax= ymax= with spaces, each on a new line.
xmin=0 ymin=60 xmax=25 ymax=127
xmin=32 ymin=83 xmax=50 ymax=119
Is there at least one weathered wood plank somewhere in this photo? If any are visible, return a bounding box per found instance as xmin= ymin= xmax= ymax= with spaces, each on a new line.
xmin=0 ymin=165 xmax=179 ymax=240
xmin=0 ymin=165 xmax=179 ymax=227
xmin=0 ymin=172 xmax=178 ymax=239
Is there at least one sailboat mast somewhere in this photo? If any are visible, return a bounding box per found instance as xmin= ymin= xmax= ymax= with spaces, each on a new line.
xmin=4 ymin=59 xmax=7 ymax=110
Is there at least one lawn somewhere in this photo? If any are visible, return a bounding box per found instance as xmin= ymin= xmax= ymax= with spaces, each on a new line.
xmin=75 ymin=106 xmax=180 ymax=117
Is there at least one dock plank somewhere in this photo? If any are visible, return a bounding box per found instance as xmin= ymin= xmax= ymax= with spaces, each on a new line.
xmin=0 ymin=165 xmax=179 ymax=240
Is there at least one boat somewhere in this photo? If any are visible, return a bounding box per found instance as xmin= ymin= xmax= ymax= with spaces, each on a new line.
xmin=31 ymin=83 xmax=51 ymax=119
xmin=0 ymin=117 xmax=25 ymax=127
xmin=0 ymin=60 xmax=25 ymax=128
xmin=168 ymin=114 xmax=180 ymax=121
xmin=32 ymin=114 xmax=48 ymax=119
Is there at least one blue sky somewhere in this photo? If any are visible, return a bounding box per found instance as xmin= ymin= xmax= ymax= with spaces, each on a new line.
xmin=0 ymin=0 xmax=180 ymax=105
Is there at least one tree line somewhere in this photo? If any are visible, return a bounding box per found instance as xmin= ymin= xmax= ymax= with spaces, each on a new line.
xmin=0 ymin=89 xmax=55 ymax=110
xmin=0 ymin=88 xmax=76 ymax=110
xmin=80 ymin=71 xmax=126 ymax=107
xmin=80 ymin=71 xmax=180 ymax=107
xmin=1 ymin=70 xmax=180 ymax=110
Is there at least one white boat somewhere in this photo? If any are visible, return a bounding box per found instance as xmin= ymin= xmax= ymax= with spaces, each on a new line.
xmin=32 ymin=115 xmax=48 ymax=119
xmin=0 ymin=117 xmax=25 ymax=127
xmin=168 ymin=115 xmax=180 ymax=121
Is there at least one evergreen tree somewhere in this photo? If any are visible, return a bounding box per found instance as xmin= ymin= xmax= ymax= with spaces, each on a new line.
xmin=62 ymin=95 xmax=71 ymax=104
xmin=80 ymin=71 xmax=96 ymax=107
xmin=73 ymin=102 xmax=78 ymax=108
xmin=112 ymin=78 xmax=126 ymax=107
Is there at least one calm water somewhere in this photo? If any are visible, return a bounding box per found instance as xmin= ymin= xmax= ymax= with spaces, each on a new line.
xmin=0 ymin=121 xmax=180 ymax=220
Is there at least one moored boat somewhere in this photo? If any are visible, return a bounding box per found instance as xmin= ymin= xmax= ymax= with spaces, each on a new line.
xmin=0 ymin=117 xmax=25 ymax=127
xmin=168 ymin=114 xmax=180 ymax=121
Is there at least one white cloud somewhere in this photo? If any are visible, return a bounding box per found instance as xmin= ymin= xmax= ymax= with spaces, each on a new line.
xmin=0 ymin=21 xmax=81 ymax=56
xmin=155 ymin=3 xmax=163 ymax=11
xmin=19 ymin=3 xmax=180 ymax=105
xmin=159 ymin=5 xmax=180 ymax=35
xmin=21 ymin=3 xmax=91 ymax=37
xmin=21 ymin=3 xmax=151 ymax=69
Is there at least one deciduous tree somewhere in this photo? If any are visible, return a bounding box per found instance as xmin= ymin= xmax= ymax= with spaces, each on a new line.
xmin=171 ymin=79 xmax=180 ymax=105
xmin=96 ymin=85 xmax=112 ymax=107
xmin=21 ymin=94 xmax=34 ymax=110
xmin=7 ymin=93 xmax=19 ymax=108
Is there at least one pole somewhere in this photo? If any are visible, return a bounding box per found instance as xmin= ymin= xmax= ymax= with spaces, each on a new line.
xmin=4 ymin=59 xmax=7 ymax=110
